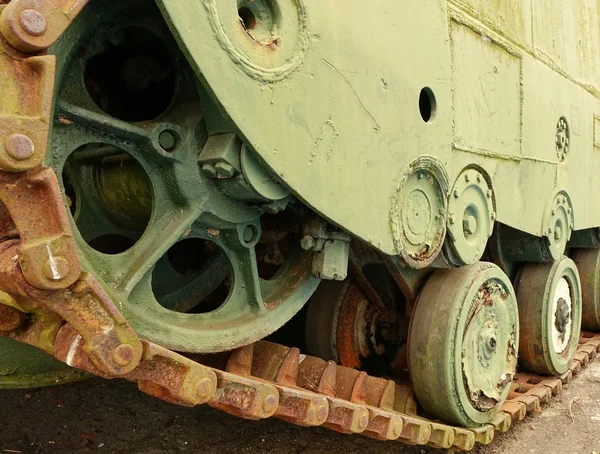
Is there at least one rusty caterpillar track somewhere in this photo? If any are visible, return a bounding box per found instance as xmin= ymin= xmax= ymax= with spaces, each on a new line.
xmin=49 ymin=327 xmax=600 ymax=452
xmin=198 ymin=333 xmax=600 ymax=451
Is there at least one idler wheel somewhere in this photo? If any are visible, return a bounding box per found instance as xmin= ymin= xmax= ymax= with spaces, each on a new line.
xmin=572 ymin=248 xmax=600 ymax=331
xmin=305 ymin=279 xmax=406 ymax=374
xmin=409 ymin=262 xmax=519 ymax=427
xmin=516 ymin=257 xmax=582 ymax=376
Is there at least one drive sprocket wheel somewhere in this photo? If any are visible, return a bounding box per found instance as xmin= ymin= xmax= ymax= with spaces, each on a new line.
xmin=46 ymin=0 xmax=318 ymax=353
xmin=516 ymin=257 xmax=582 ymax=376
xmin=409 ymin=262 xmax=519 ymax=427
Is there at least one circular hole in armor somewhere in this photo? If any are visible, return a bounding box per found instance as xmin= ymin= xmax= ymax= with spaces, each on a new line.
xmin=63 ymin=143 xmax=153 ymax=254
xmin=84 ymin=27 xmax=175 ymax=122
xmin=238 ymin=7 xmax=257 ymax=30
xmin=236 ymin=0 xmax=280 ymax=44
xmin=153 ymin=238 xmax=232 ymax=314
xmin=419 ymin=87 xmax=436 ymax=123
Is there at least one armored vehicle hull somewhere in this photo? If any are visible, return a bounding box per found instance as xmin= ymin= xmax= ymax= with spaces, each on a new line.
xmin=0 ymin=0 xmax=598 ymax=449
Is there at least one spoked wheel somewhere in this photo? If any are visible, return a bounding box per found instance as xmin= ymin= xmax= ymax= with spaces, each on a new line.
xmin=47 ymin=0 xmax=319 ymax=353
xmin=572 ymin=248 xmax=600 ymax=331
xmin=409 ymin=262 xmax=519 ymax=427
xmin=516 ymin=257 xmax=582 ymax=375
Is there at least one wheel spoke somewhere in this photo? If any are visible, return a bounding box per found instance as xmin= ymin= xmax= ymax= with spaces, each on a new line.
xmin=212 ymin=228 xmax=265 ymax=315
xmin=119 ymin=195 xmax=209 ymax=292
xmin=55 ymin=100 xmax=151 ymax=146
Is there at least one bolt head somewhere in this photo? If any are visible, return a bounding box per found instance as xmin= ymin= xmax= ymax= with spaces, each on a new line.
xmin=19 ymin=9 xmax=47 ymax=36
xmin=358 ymin=412 xmax=369 ymax=430
xmin=463 ymin=215 xmax=477 ymax=236
xmin=201 ymin=164 xmax=217 ymax=178
xmin=554 ymin=226 xmax=563 ymax=241
xmin=5 ymin=134 xmax=35 ymax=161
xmin=301 ymin=235 xmax=315 ymax=251
xmin=42 ymin=256 xmax=70 ymax=282
xmin=113 ymin=344 xmax=135 ymax=367
xmin=158 ymin=130 xmax=177 ymax=151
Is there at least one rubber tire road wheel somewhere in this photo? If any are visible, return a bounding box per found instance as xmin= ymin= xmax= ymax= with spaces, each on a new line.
xmin=572 ymin=248 xmax=600 ymax=331
xmin=409 ymin=262 xmax=519 ymax=427
xmin=515 ymin=256 xmax=582 ymax=376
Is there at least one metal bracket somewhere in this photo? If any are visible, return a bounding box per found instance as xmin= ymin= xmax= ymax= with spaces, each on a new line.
xmin=302 ymin=217 xmax=351 ymax=281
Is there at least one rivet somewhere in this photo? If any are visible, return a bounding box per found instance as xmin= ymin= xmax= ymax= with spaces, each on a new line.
xmin=113 ymin=344 xmax=135 ymax=367
xmin=196 ymin=377 xmax=214 ymax=400
xmin=358 ymin=412 xmax=369 ymax=430
xmin=5 ymin=134 xmax=35 ymax=161
xmin=42 ymin=256 xmax=70 ymax=282
xmin=418 ymin=173 xmax=424 ymax=180
xmin=486 ymin=189 xmax=493 ymax=199
xmin=465 ymin=174 xmax=470 ymax=183
xmin=449 ymin=214 xmax=456 ymax=225
xmin=19 ymin=9 xmax=47 ymax=36
xmin=262 ymin=394 xmax=278 ymax=414
xmin=476 ymin=174 xmax=482 ymax=183
xmin=392 ymin=420 xmax=403 ymax=439
xmin=316 ymin=404 xmax=328 ymax=422
xmin=453 ymin=189 xmax=460 ymax=199
xmin=491 ymin=211 xmax=496 ymax=220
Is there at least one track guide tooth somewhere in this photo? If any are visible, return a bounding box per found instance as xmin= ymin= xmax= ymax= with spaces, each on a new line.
xmin=397 ymin=415 xmax=431 ymax=445
xmin=452 ymin=427 xmax=476 ymax=451
xmin=392 ymin=383 xmax=418 ymax=415
xmin=365 ymin=376 xmax=396 ymax=410
xmin=209 ymin=369 xmax=279 ymax=420
xmin=501 ymin=401 xmax=527 ymax=421
xmin=536 ymin=377 xmax=563 ymax=396
xmin=507 ymin=394 xmax=541 ymax=414
xmin=470 ymin=425 xmax=495 ymax=445
xmin=580 ymin=343 xmax=597 ymax=359
xmin=323 ymin=397 xmax=370 ymax=434
xmin=574 ymin=351 xmax=590 ymax=368
xmin=361 ymin=407 xmax=404 ymax=441
xmin=491 ymin=412 xmax=512 ymax=432
xmin=569 ymin=359 xmax=583 ymax=375
xmin=274 ymin=387 xmax=329 ymax=427
xmin=226 ymin=342 xmax=330 ymax=427
xmin=426 ymin=421 xmax=455 ymax=449
xmin=560 ymin=369 xmax=573 ymax=384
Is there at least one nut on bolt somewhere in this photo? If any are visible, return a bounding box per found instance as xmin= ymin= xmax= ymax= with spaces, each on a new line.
xmin=215 ymin=162 xmax=235 ymax=178
xmin=196 ymin=377 xmax=215 ymax=400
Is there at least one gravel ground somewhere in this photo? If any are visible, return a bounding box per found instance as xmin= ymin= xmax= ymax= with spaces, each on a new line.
xmin=0 ymin=362 xmax=599 ymax=454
